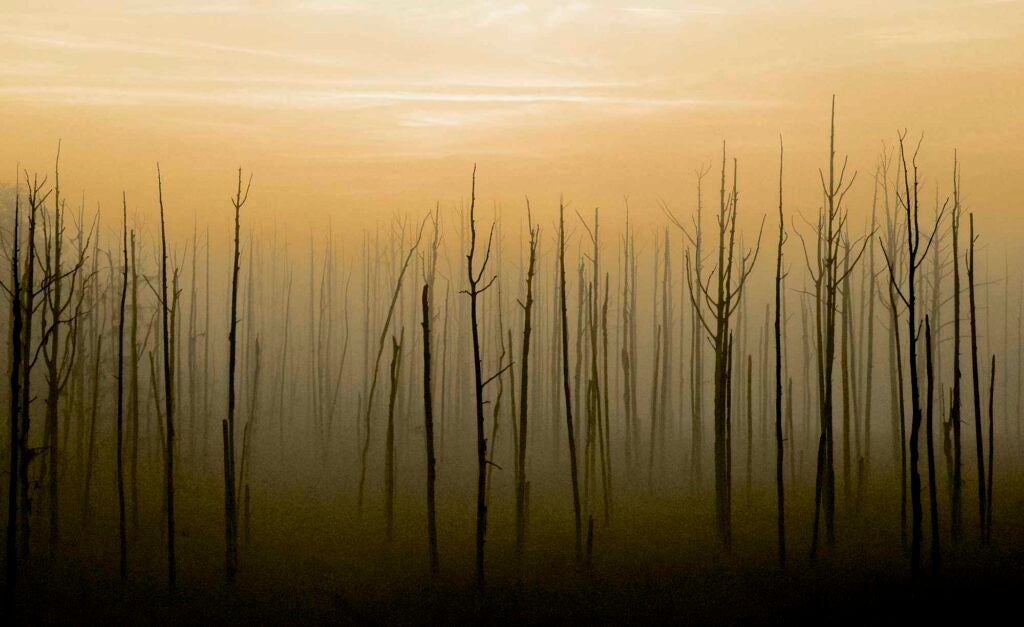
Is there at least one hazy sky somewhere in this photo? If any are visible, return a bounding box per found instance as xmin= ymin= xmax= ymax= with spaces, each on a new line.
xmin=1 ymin=1 xmax=1022 ymax=238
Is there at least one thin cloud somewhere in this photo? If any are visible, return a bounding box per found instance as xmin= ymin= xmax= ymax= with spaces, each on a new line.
xmin=618 ymin=5 xmax=733 ymax=20
xmin=0 ymin=26 xmax=353 ymax=68
xmin=126 ymin=1 xmax=365 ymax=16
xmin=0 ymin=84 xmax=762 ymax=112
xmin=0 ymin=29 xmax=191 ymax=59
xmin=866 ymin=22 xmax=1007 ymax=45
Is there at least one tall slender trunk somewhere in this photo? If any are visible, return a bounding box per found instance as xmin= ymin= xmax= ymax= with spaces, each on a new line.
xmin=117 ymin=196 xmax=129 ymax=581
xmin=774 ymin=139 xmax=787 ymax=566
xmin=44 ymin=152 xmax=65 ymax=555
xmin=129 ymin=231 xmax=140 ymax=533
xmin=18 ymin=177 xmax=43 ymax=561
xmin=861 ymin=171 xmax=879 ymax=503
xmin=6 ymin=180 xmax=24 ymax=597
xmin=224 ymin=169 xmax=250 ymax=582
xmin=357 ymin=222 xmax=424 ymax=515
xmin=156 ymin=165 xmax=177 ymax=591
xmin=558 ymin=200 xmax=583 ymax=562
xmin=986 ymin=354 xmax=995 ymax=543
xmin=421 ymin=284 xmax=439 ymax=575
xmin=465 ymin=166 xmax=500 ymax=588
xmin=967 ymin=214 xmax=986 ymax=544
xmin=925 ymin=318 xmax=940 ymax=572
xmin=384 ymin=333 xmax=403 ymax=543
xmin=516 ymin=215 xmax=538 ymax=561
xmin=950 ymin=159 xmax=963 ymax=543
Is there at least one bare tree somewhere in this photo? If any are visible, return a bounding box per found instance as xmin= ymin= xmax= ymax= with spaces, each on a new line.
xmin=156 ymin=164 xmax=176 ymax=591
xmin=949 ymin=155 xmax=963 ymax=543
xmin=686 ymin=144 xmax=763 ymax=550
xmin=774 ymin=138 xmax=787 ymax=566
xmin=224 ymin=168 xmax=252 ymax=582
xmin=5 ymin=175 xmax=25 ymax=597
xmin=925 ymin=317 xmax=940 ymax=572
xmin=357 ymin=217 xmax=426 ymax=513
xmin=967 ymin=214 xmax=986 ymax=544
xmin=558 ymin=199 xmax=583 ymax=562
xmin=463 ymin=166 xmax=510 ymax=588
xmin=802 ymin=99 xmax=866 ymax=557
xmin=18 ymin=173 xmax=49 ymax=562
xmin=117 ymin=195 xmax=129 ymax=580
xmin=516 ymin=206 xmax=539 ymax=562
xmin=421 ymin=282 xmax=439 ymax=575
xmin=883 ymin=131 xmax=945 ymax=575
xmin=384 ymin=331 xmax=404 ymax=543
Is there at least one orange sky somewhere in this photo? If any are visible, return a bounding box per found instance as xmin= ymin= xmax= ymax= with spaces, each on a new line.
xmin=1 ymin=1 xmax=1022 ymax=245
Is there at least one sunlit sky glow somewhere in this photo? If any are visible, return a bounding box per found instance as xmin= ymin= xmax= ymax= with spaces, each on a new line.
xmin=1 ymin=1 xmax=1022 ymax=238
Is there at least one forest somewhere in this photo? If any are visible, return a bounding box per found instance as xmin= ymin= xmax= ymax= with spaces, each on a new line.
xmin=2 ymin=101 xmax=1024 ymax=623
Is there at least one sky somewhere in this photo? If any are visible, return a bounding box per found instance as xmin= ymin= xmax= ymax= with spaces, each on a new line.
xmin=1 ymin=0 xmax=1022 ymax=241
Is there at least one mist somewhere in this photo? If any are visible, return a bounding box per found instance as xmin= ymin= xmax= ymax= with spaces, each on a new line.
xmin=3 ymin=99 xmax=1024 ymax=623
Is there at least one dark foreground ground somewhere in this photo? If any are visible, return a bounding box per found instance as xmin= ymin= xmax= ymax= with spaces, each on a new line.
xmin=10 ymin=545 xmax=1024 ymax=625
xmin=7 ymin=473 xmax=1024 ymax=625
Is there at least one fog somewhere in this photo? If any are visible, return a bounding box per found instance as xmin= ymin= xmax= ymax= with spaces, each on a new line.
xmin=2 ymin=126 xmax=1024 ymax=623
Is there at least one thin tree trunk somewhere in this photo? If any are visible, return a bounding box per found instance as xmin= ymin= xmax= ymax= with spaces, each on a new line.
xmin=516 ymin=214 xmax=538 ymax=562
xmin=465 ymin=166 xmax=503 ymax=588
xmin=384 ymin=332 xmax=403 ymax=543
xmin=129 ymin=231 xmax=140 ymax=533
xmin=558 ymin=200 xmax=583 ymax=563
xmin=925 ymin=318 xmax=940 ymax=572
xmin=421 ymin=284 xmax=439 ymax=575
xmin=967 ymin=214 xmax=986 ymax=544
xmin=18 ymin=177 xmax=43 ymax=561
xmin=224 ymin=169 xmax=250 ymax=583
xmin=157 ymin=165 xmax=177 ymax=591
xmin=986 ymin=354 xmax=995 ymax=543
xmin=6 ymin=179 xmax=24 ymax=596
xmin=357 ymin=221 xmax=425 ymax=515
xmin=774 ymin=138 xmax=787 ymax=566
xmin=117 ymin=196 xmax=129 ymax=581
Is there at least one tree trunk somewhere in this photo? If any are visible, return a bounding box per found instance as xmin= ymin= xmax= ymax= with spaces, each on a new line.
xmin=157 ymin=166 xmax=177 ymax=591
xmin=558 ymin=200 xmax=583 ymax=562
xmin=421 ymin=284 xmax=439 ymax=575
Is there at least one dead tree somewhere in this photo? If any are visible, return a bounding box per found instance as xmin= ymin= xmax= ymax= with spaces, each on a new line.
xmin=5 ymin=177 xmax=24 ymax=596
xmin=986 ymin=353 xmax=995 ymax=542
xmin=774 ymin=138 xmax=787 ymax=566
xmin=117 ymin=195 xmax=129 ymax=580
xmin=41 ymin=148 xmax=88 ymax=554
xmin=686 ymin=145 xmax=763 ymax=551
xmin=238 ymin=338 xmax=261 ymax=548
xmin=860 ymin=160 xmax=881 ymax=503
xmin=883 ymin=131 xmax=945 ymax=575
xmin=949 ymin=156 xmax=963 ymax=543
xmin=665 ymin=167 xmax=710 ymax=489
xmin=187 ymin=225 xmax=198 ymax=461
xmin=156 ymin=165 xmax=176 ymax=591
xmin=516 ymin=206 xmax=539 ymax=561
xmin=9 ymin=172 xmax=51 ymax=565
xmin=558 ymin=199 xmax=583 ymax=562
xmin=463 ymin=166 xmax=509 ymax=589
xmin=129 ymin=229 xmax=140 ymax=533
xmin=224 ymin=168 xmax=251 ymax=582
xmin=925 ymin=317 xmax=940 ymax=572
xmin=578 ymin=208 xmax=610 ymax=519
xmin=357 ymin=217 xmax=426 ymax=514
xmin=421 ymin=207 xmax=441 ymax=575
xmin=384 ymin=331 xmax=404 ymax=543
xmin=967 ymin=214 xmax=986 ymax=544
xmin=648 ymin=324 xmax=663 ymax=488
xmin=421 ymin=283 xmax=439 ymax=575
xmin=802 ymin=99 xmax=866 ymax=557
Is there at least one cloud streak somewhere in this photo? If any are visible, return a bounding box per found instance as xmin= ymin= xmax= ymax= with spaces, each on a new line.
xmin=0 ymin=83 xmax=737 ymax=111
